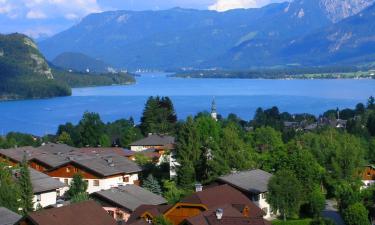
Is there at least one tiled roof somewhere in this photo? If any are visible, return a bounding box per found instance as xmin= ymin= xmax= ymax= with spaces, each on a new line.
xmin=0 ymin=207 xmax=21 ymax=225
xmin=92 ymin=184 xmax=167 ymax=211
xmin=19 ymin=201 xmax=117 ymax=225
xmin=181 ymin=184 xmax=264 ymax=218
xmin=127 ymin=204 xmax=171 ymax=224
xmin=0 ymin=144 xmax=142 ymax=177
xmin=29 ymin=168 xmax=66 ymax=193
xmin=129 ymin=135 xmax=175 ymax=146
xmin=218 ymin=169 xmax=272 ymax=194
xmin=185 ymin=204 xmax=272 ymax=225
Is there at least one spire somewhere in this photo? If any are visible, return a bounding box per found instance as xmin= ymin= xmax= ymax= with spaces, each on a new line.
xmin=211 ymin=97 xmax=217 ymax=121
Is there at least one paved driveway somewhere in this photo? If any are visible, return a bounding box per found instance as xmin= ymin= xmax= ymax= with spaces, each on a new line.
xmin=321 ymin=200 xmax=345 ymax=225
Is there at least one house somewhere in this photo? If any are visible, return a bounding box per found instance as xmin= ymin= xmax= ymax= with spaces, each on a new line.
xmin=183 ymin=204 xmax=272 ymax=225
xmin=127 ymin=184 xmax=267 ymax=225
xmin=0 ymin=144 xmax=142 ymax=193
xmin=91 ymin=184 xmax=167 ymax=222
xmin=24 ymin=168 xmax=67 ymax=209
xmin=362 ymin=165 xmax=375 ymax=188
xmin=15 ymin=201 xmax=117 ymax=225
xmin=217 ymin=169 xmax=273 ymax=219
xmin=129 ymin=134 xmax=178 ymax=178
xmin=129 ymin=134 xmax=175 ymax=152
xmin=0 ymin=207 xmax=21 ymax=225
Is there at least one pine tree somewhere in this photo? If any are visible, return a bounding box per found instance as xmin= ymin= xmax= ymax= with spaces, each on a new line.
xmin=0 ymin=162 xmax=21 ymax=213
xmin=66 ymin=173 xmax=88 ymax=199
xmin=19 ymin=155 xmax=34 ymax=214
xmin=142 ymin=174 xmax=162 ymax=195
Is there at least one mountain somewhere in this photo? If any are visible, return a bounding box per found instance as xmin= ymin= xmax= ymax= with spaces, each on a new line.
xmin=279 ymin=2 xmax=375 ymax=65
xmin=0 ymin=33 xmax=71 ymax=100
xmin=52 ymin=52 xmax=113 ymax=73
xmin=212 ymin=0 xmax=375 ymax=68
xmin=39 ymin=0 xmax=375 ymax=70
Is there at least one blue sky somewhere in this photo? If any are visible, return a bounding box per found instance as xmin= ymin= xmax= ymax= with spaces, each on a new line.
xmin=0 ymin=0 xmax=287 ymax=38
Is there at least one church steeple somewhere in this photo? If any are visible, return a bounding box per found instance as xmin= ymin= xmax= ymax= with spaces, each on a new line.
xmin=211 ymin=97 xmax=217 ymax=121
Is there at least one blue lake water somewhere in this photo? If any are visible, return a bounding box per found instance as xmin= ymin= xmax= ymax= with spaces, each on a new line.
xmin=0 ymin=73 xmax=374 ymax=136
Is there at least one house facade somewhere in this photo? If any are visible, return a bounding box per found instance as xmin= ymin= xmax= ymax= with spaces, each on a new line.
xmin=127 ymin=184 xmax=268 ymax=225
xmin=91 ymin=184 xmax=167 ymax=222
xmin=362 ymin=165 xmax=375 ymax=188
xmin=0 ymin=144 xmax=142 ymax=194
xmin=217 ymin=169 xmax=274 ymax=219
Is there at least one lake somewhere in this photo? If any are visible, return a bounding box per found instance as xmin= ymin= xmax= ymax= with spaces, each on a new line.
xmin=0 ymin=73 xmax=374 ymax=136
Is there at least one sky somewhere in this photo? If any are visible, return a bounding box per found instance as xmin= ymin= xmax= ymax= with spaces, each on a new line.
xmin=0 ymin=0 xmax=287 ymax=39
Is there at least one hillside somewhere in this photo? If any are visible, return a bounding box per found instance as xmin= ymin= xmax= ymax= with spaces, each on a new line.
xmin=52 ymin=52 xmax=113 ymax=73
xmin=38 ymin=0 xmax=375 ymax=70
xmin=279 ymin=3 xmax=375 ymax=66
xmin=0 ymin=33 xmax=71 ymax=100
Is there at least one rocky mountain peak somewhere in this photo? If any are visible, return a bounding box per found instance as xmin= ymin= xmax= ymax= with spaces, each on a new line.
xmin=319 ymin=0 xmax=375 ymax=22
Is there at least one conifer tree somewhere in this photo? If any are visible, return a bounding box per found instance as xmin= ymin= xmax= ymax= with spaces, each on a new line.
xmin=19 ymin=155 xmax=34 ymax=214
xmin=0 ymin=162 xmax=21 ymax=213
xmin=66 ymin=173 xmax=88 ymax=199
xmin=142 ymin=174 xmax=162 ymax=195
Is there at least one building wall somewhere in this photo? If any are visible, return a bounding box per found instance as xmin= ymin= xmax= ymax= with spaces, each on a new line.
xmin=257 ymin=193 xmax=273 ymax=219
xmin=57 ymin=173 xmax=139 ymax=193
xmin=33 ymin=191 xmax=57 ymax=209
xmin=169 ymin=150 xmax=179 ymax=178
xmin=102 ymin=206 xmax=131 ymax=222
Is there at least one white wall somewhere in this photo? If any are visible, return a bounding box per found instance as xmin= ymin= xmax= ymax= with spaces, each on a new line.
xmin=362 ymin=180 xmax=375 ymax=189
xmin=56 ymin=173 xmax=139 ymax=194
xmin=130 ymin=146 xmax=148 ymax=152
xmin=169 ymin=150 xmax=179 ymax=178
xmin=34 ymin=191 xmax=57 ymax=209
xmin=253 ymin=193 xmax=273 ymax=219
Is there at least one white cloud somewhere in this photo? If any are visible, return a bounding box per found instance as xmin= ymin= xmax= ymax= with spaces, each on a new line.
xmin=26 ymin=9 xmax=47 ymax=19
xmin=0 ymin=0 xmax=101 ymax=19
xmin=209 ymin=0 xmax=285 ymax=12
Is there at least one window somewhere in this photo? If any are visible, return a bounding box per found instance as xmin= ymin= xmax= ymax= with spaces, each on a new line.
xmin=107 ymin=210 xmax=114 ymax=217
xmin=93 ymin=180 xmax=100 ymax=187
xmin=123 ymin=176 xmax=130 ymax=183
xmin=261 ymin=193 xmax=266 ymax=199
xmin=253 ymin=195 xmax=260 ymax=201
xmin=262 ymin=207 xmax=268 ymax=214
xmin=116 ymin=212 xmax=123 ymax=220
xmin=36 ymin=194 xmax=41 ymax=202
xmin=74 ymin=168 xmax=78 ymax=173
xmin=64 ymin=179 xmax=69 ymax=185
xmin=66 ymin=167 xmax=70 ymax=173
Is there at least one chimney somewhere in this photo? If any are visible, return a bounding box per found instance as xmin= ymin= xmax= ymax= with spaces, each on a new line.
xmin=195 ymin=183 xmax=203 ymax=192
xmin=216 ymin=208 xmax=223 ymax=220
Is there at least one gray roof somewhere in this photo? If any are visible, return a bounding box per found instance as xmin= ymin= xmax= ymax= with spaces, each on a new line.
xmin=73 ymin=154 xmax=142 ymax=177
xmin=129 ymin=135 xmax=175 ymax=146
xmin=218 ymin=169 xmax=273 ymax=194
xmin=29 ymin=168 xmax=67 ymax=193
xmin=92 ymin=184 xmax=167 ymax=211
xmin=0 ymin=207 xmax=21 ymax=225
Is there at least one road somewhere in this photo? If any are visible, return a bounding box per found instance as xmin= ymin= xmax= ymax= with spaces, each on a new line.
xmin=321 ymin=200 xmax=345 ymax=225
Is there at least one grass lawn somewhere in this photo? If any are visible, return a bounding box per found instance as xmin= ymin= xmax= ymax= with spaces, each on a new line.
xmin=272 ymin=218 xmax=312 ymax=225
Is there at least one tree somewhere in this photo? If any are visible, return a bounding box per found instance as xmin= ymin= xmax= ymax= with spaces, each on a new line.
xmin=0 ymin=161 xmax=21 ymax=213
xmin=66 ymin=173 xmax=87 ymax=199
xmin=163 ymin=181 xmax=185 ymax=204
xmin=367 ymin=112 xmax=375 ymax=136
xmin=251 ymin=126 xmax=284 ymax=152
xmin=78 ymin=112 xmax=105 ymax=147
xmin=343 ymin=203 xmax=370 ymax=225
xmin=367 ymin=96 xmax=375 ymax=110
xmin=153 ymin=215 xmax=173 ymax=225
xmin=57 ymin=131 xmax=73 ymax=145
xmin=267 ymin=170 xmax=303 ymax=221
xmin=70 ymin=192 xmax=90 ymax=203
xmin=142 ymin=174 xmax=162 ymax=195
xmin=140 ymin=96 xmax=177 ymax=135
xmin=99 ymin=134 xmax=111 ymax=147
xmin=308 ymin=187 xmax=326 ymax=218
xmin=18 ymin=156 xmax=34 ymax=214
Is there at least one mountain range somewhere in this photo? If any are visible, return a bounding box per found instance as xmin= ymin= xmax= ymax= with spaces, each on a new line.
xmin=39 ymin=0 xmax=375 ymax=70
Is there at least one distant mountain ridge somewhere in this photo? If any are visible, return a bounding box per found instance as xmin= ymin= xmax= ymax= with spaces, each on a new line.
xmin=52 ymin=52 xmax=112 ymax=73
xmin=39 ymin=0 xmax=375 ymax=69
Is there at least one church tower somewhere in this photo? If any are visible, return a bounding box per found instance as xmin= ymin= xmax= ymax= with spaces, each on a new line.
xmin=211 ymin=98 xmax=218 ymax=121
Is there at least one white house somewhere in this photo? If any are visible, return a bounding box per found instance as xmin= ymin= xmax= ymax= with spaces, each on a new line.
xmin=217 ymin=169 xmax=274 ymax=219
